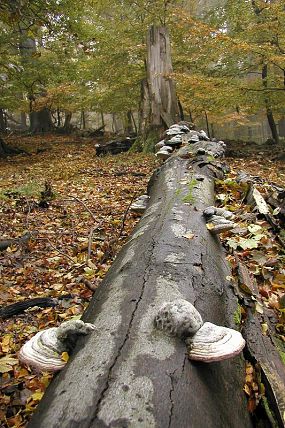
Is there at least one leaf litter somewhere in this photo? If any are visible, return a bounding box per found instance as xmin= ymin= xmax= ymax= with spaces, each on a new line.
xmin=0 ymin=134 xmax=158 ymax=427
xmin=0 ymin=136 xmax=284 ymax=425
xmin=216 ymin=144 xmax=285 ymax=415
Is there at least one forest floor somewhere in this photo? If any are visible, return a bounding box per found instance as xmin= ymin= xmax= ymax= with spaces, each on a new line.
xmin=0 ymin=134 xmax=284 ymax=427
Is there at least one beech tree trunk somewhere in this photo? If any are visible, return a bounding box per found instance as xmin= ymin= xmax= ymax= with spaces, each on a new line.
xmin=262 ymin=65 xmax=279 ymax=144
xmin=0 ymin=108 xmax=6 ymax=131
xmin=147 ymin=26 xmax=179 ymax=129
xmin=20 ymin=111 xmax=27 ymax=129
xmin=139 ymin=26 xmax=180 ymax=138
xmin=19 ymin=31 xmax=53 ymax=134
xmin=125 ymin=110 xmax=134 ymax=135
xmin=29 ymin=107 xmax=53 ymax=134
xmin=81 ymin=110 xmax=86 ymax=129
xmin=63 ymin=111 xmax=72 ymax=133
xmin=29 ymin=142 xmax=253 ymax=428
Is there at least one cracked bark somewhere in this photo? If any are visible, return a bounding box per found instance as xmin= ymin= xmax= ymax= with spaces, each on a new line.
xmin=28 ymin=141 xmax=252 ymax=428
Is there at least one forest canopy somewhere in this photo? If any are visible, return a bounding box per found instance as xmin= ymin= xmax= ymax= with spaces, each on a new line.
xmin=0 ymin=0 xmax=284 ymax=141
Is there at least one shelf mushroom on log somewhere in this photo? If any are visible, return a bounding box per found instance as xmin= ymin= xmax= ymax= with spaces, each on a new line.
xmin=19 ymin=320 xmax=95 ymax=372
xmin=29 ymin=139 xmax=254 ymax=428
xmin=154 ymin=299 xmax=245 ymax=362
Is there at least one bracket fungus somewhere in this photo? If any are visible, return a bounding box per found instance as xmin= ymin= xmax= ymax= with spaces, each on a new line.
xmin=154 ymin=299 xmax=203 ymax=338
xmin=130 ymin=194 xmax=150 ymax=213
xmin=156 ymin=146 xmax=173 ymax=161
xmin=199 ymin=129 xmax=210 ymax=141
xmin=203 ymin=206 xmax=234 ymax=220
xmin=203 ymin=206 xmax=235 ymax=234
xmin=19 ymin=319 xmax=95 ymax=372
xmin=155 ymin=140 xmax=165 ymax=152
xmin=166 ymin=124 xmax=190 ymax=135
xmin=185 ymin=322 xmax=245 ymax=362
xmin=154 ymin=299 xmax=245 ymax=363
xmin=167 ymin=135 xmax=183 ymax=146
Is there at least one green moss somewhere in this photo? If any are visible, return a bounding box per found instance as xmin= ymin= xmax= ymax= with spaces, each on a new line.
xmin=276 ymin=343 xmax=285 ymax=366
xmin=0 ymin=191 xmax=9 ymax=200
xmin=279 ymin=351 xmax=285 ymax=366
xmin=183 ymin=193 xmax=195 ymax=204
xmin=142 ymin=137 xmax=156 ymax=153
xmin=0 ymin=181 xmax=42 ymax=199
xmin=128 ymin=137 xmax=143 ymax=153
xmin=272 ymin=337 xmax=285 ymax=366
xmin=129 ymin=129 xmax=159 ymax=154
xmin=262 ymin=397 xmax=278 ymax=428
xmin=175 ymin=188 xmax=182 ymax=196
xmin=182 ymin=178 xmax=198 ymax=204
xmin=233 ymin=304 xmax=242 ymax=326
xmin=142 ymin=130 xmax=158 ymax=154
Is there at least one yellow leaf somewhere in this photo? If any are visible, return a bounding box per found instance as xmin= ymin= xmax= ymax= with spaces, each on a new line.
xmin=246 ymin=365 xmax=253 ymax=375
xmin=255 ymin=302 xmax=264 ymax=314
xmin=243 ymin=384 xmax=251 ymax=396
xmin=41 ymin=374 xmax=52 ymax=388
xmin=96 ymin=250 xmax=104 ymax=259
xmin=84 ymin=266 xmax=95 ymax=276
xmin=31 ymin=391 xmax=44 ymax=401
xmin=245 ymin=374 xmax=253 ymax=384
xmin=206 ymin=223 xmax=215 ymax=230
xmin=261 ymin=323 xmax=268 ymax=335
xmin=0 ymin=355 xmax=18 ymax=373
xmin=183 ymin=231 xmax=195 ymax=240
xmin=87 ymin=260 xmax=96 ymax=269
xmin=17 ymin=368 xmax=29 ymax=378
xmin=112 ymin=219 xmax=121 ymax=225
xmin=2 ymin=334 xmax=12 ymax=353
xmin=53 ymin=283 xmax=63 ymax=291
xmin=61 ymin=352 xmax=69 ymax=362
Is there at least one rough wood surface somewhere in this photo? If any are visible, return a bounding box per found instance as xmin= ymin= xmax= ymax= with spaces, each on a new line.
xmin=147 ymin=26 xmax=179 ymax=127
xmin=28 ymin=142 xmax=252 ymax=428
xmin=243 ymin=310 xmax=285 ymax=426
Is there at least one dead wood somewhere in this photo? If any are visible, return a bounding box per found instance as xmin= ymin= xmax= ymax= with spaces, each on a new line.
xmin=95 ymin=137 xmax=136 ymax=156
xmin=0 ymin=232 xmax=31 ymax=251
xmin=28 ymin=141 xmax=253 ymax=428
xmin=243 ymin=311 xmax=285 ymax=427
xmin=0 ymin=297 xmax=58 ymax=319
xmin=0 ymin=136 xmax=26 ymax=158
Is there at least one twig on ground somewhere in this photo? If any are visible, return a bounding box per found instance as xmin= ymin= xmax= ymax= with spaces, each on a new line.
xmin=87 ymin=226 xmax=96 ymax=262
xmin=36 ymin=237 xmax=75 ymax=263
xmin=66 ymin=196 xmax=97 ymax=223
xmin=117 ymin=194 xmax=137 ymax=240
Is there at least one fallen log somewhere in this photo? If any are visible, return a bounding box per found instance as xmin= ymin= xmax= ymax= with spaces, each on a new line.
xmin=29 ymin=140 xmax=252 ymax=427
xmin=0 ymin=136 xmax=28 ymax=158
xmin=0 ymin=297 xmax=58 ymax=319
xmin=233 ymin=253 xmax=285 ymax=425
xmin=95 ymin=137 xmax=136 ymax=156
xmin=243 ymin=311 xmax=285 ymax=427
xmin=0 ymin=232 xmax=31 ymax=251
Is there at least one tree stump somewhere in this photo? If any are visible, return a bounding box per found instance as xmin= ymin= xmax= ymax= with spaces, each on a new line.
xmin=28 ymin=142 xmax=252 ymax=428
